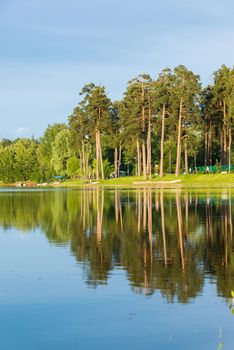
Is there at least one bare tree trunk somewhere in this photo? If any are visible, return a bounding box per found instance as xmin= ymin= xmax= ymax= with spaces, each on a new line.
xmin=147 ymin=128 xmax=151 ymax=177
xmin=95 ymin=131 xmax=99 ymax=181
xmin=184 ymin=114 xmax=188 ymax=174
xmin=184 ymin=137 xmax=188 ymax=174
xmin=160 ymin=104 xmax=166 ymax=177
xmin=223 ymin=126 xmax=227 ymax=164
xmin=175 ymin=97 xmax=183 ymax=176
xmin=118 ymin=145 xmax=122 ymax=178
xmin=141 ymin=81 xmax=146 ymax=179
xmin=209 ymin=121 xmax=212 ymax=166
xmin=141 ymin=81 xmax=145 ymax=131
xmin=114 ymin=147 xmax=118 ymax=178
xmin=98 ymin=131 xmax=104 ymax=180
xmin=86 ymin=152 xmax=89 ymax=179
xmin=142 ymin=142 xmax=147 ymax=179
xmin=207 ymin=123 xmax=210 ymax=166
xmin=82 ymin=140 xmax=86 ymax=178
xmin=80 ymin=151 xmax=83 ymax=179
xmin=223 ymin=100 xmax=227 ymax=164
xmin=147 ymin=91 xmax=152 ymax=178
xmin=204 ymin=126 xmax=208 ymax=167
xmin=137 ymin=139 xmax=141 ymax=176
xmin=220 ymin=127 xmax=223 ymax=165
xmin=228 ymin=127 xmax=232 ymax=173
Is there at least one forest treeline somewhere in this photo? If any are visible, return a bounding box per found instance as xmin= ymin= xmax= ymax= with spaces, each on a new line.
xmin=1 ymin=64 xmax=234 ymax=183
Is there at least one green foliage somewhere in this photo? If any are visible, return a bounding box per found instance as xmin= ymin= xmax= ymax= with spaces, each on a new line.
xmin=0 ymin=144 xmax=15 ymax=183
xmin=66 ymin=156 xmax=80 ymax=178
xmin=37 ymin=123 xmax=67 ymax=180
xmin=51 ymin=129 xmax=73 ymax=176
xmin=79 ymin=83 xmax=111 ymax=136
xmin=103 ymin=159 xmax=114 ymax=178
xmin=0 ymin=138 xmax=40 ymax=182
xmin=0 ymin=64 xmax=234 ymax=183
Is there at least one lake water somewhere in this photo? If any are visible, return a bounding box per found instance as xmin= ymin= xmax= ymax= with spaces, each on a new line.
xmin=0 ymin=187 xmax=234 ymax=349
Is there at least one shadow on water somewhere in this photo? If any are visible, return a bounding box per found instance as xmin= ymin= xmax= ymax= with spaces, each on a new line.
xmin=0 ymin=188 xmax=234 ymax=303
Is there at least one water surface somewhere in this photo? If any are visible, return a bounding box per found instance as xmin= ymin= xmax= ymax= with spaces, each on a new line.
xmin=0 ymin=188 xmax=234 ymax=349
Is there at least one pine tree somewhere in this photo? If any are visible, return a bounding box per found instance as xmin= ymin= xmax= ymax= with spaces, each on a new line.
xmin=173 ymin=66 xmax=201 ymax=176
xmin=79 ymin=84 xmax=111 ymax=180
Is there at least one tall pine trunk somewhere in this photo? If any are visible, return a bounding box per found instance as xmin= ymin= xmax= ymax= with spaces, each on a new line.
xmin=80 ymin=151 xmax=83 ymax=179
xmin=142 ymin=142 xmax=147 ymax=179
xmin=160 ymin=104 xmax=166 ymax=177
xmin=114 ymin=147 xmax=118 ymax=178
xmin=86 ymin=152 xmax=89 ymax=179
xmin=82 ymin=140 xmax=86 ymax=178
xmin=184 ymin=114 xmax=188 ymax=174
xmin=209 ymin=121 xmax=212 ymax=166
xmin=194 ymin=153 xmax=197 ymax=168
xmin=184 ymin=139 xmax=188 ymax=174
xmin=220 ymin=128 xmax=223 ymax=165
xmin=98 ymin=131 xmax=104 ymax=180
xmin=223 ymin=125 xmax=227 ymax=164
xmin=118 ymin=145 xmax=122 ymax=178
xmin=95 ymin=131 xmax=99 ymax=181
xmin=147 ymin=132 xmax=151 ymax=177
xmin=137 ymin=139 xmax=141 ymax=176
xmin=141 ymin=82 xmax=146 ymax=180
xmin=146 ymin=91 xmax=152 ymax=178
xmin=204 ymin=125 xmax=208 ymax=166
xmin=223 ymin=100 xmax=227 ymax=164
xmin=229 ymin=127 xmax=232 ymax=173
xmin=175 ymin=97 xmax=183 ymax=176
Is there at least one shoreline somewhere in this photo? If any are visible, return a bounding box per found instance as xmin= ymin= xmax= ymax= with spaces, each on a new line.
xmin=1 ymin=173 xmax=234 ymax=190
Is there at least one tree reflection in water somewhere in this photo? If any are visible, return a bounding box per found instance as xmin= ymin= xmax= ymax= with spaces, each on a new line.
xmin=0 ymin=188 xmax=234 ymax=302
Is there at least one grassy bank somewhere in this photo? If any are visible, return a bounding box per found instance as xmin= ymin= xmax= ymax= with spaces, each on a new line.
xmin=59 ymin=173 xmax=234 ymax=189
xmin=1 ymin=173 xmax=234 ymax=189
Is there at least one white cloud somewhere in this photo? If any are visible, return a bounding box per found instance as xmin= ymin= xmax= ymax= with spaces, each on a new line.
xmin=13 ymin=127 xmax=29 ymax=135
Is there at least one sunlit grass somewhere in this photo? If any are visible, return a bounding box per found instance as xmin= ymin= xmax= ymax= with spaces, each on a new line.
xmin=59 ymin=173 xmax=234 ymax=188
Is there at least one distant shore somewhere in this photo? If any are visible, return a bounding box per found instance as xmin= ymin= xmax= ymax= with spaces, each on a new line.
xmin=1 ymin=173 xmax=234 ymax=189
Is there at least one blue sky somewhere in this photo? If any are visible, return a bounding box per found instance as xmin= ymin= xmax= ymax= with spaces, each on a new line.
xmin=1 ymin=0 xmax=234 ymax=139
